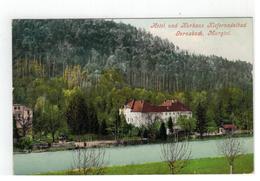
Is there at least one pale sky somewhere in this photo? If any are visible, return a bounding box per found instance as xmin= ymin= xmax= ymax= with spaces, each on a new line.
xmin=114 ymin=18 xmax=253 ymax=63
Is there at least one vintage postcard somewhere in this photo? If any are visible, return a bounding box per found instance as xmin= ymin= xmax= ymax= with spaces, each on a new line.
xmin=12 ymin=18 xmax=253 ymax=175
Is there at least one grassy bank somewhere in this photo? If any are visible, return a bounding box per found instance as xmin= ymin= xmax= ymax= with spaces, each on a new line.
xmin=41 ymin=154 xmax=253 ymax=175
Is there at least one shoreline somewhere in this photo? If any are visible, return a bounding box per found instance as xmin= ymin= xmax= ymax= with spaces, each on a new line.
xmin=13 ymin=133 xmax=253 ymax=154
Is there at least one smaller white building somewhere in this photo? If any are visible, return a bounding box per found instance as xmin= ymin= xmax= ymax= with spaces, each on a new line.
xmin=120 ymin=99 xmax=192 ymax=127
xmin=13 ymin=104 xmax=33 ymax=136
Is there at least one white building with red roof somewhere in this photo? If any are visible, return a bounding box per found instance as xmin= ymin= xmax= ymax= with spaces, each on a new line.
xmin=120 ymin=99 xmax=192 ymax=127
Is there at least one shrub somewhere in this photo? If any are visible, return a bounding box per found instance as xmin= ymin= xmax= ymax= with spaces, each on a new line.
xmin=16 ymin=136 xmax=33 ymax=150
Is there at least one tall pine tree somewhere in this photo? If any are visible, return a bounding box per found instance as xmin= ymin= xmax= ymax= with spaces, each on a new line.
xmin=65 ymin=92 xmax=89 ymax=134
xmin=159 ymin=122 xmax=167 ymax=140
xmin=196 ymin=102 xmax=207 ymax=138
xmin=167 ymin=117 xmax=174 ymax=134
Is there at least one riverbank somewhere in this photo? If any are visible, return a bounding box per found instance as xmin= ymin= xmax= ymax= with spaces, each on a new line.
xmin=14 ymin=137 xmax=253 ymax=174
xmin=40 ymin=154 xmax=253 ymax=175
xmin=14 ymin=133 xmax=253 ymax=154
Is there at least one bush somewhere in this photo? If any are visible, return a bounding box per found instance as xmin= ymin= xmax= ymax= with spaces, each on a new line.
xmin=68 ymin=134 xmax=98 ymax=141
xmin=16 ymin=136 xmax=33 ymax=150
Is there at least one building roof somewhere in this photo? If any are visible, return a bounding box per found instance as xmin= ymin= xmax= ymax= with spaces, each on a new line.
xmin=160 ymin=99 xmax=178 ymax=106
xmin=13 ymin=104 xmax=33 ymax=112
xmin=161 ymin=100 xmax=191 ymax=111
xmin=13 ymin=104 xmax=22 ymax=106
xmin=125 ymin=99 xmax=191 ymax=113
xmin=223 ymin=124 xmax=236 ymax=129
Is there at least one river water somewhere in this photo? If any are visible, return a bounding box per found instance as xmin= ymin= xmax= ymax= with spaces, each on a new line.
xmin=13 ymin=137 xmax=253 ymax=175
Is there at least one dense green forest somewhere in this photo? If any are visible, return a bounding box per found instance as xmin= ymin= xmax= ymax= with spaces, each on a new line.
xmin=13 ymin=19 xmax=252 ymax=92
xmin=12 ymin=19 xmax=253 ymax=145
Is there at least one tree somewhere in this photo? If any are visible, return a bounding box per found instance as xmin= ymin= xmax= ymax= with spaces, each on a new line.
xmin=34 ymin=96 xmax=48 ymax=139
xmin=45 ymin=104 xmax=64 ymax=142
xmin=177 ymin=116 xmax=196 ymax=138
xmin=34 ymin=96 xmax=65 ymax=142
xmin=159 ymin=122 xmax=167 ymax=140
xmin=88 ymin=106 xmax=99 ymax=134
xmin=161 ymin=141 xmax=191 ymax=174
xmin=143 ymin=129 xmax=148 ymax=138
xmin=206 ymin=119 xmax=218 ymax=134
xmin=120 ymin=115 xmax=135 ymax=137
xmin=167 ymin=117 xmax=174 ymax=134
xmin=114 ymin=110 xmax=121 ymax=140
xmin=196 ymin=102 xmax=207 ymax=138
xmin=100 ymin=119 xmax=108 ymax=136
xmin=13 ymin=115 xmax=20 ymax=140
xmin=146 ymin=117 xmax=161 ymax=140
xmin=71 ymin=145 xmax=106 ymax=175
xmin=217 ymin=136 xmax=243 ymax=174
xmin=138 ymin=126 xmax=148 ymax=139
xmin=65 ymin=92 xmax=89 ymax=134
xmin=14 ymin=110 xmax=33 ymax=137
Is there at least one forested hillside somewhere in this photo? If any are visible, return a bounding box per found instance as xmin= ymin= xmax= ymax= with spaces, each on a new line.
xmin=13 ymin=19 xmax=252 ymax=92
xmin=12 ymin=19 xmax=253 ymax=145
